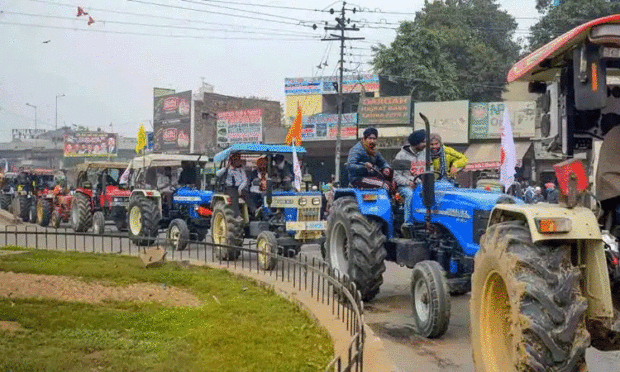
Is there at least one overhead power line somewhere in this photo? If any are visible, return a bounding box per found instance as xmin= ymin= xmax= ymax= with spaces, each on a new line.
xmin=180 ymin=0 xmax=319 ymax=24
xmin=182 ymin=0 xmax=327 ymax=13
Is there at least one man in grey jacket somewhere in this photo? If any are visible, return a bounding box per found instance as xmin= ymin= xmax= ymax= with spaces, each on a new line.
xmin=393 ymin=130 xmax=427 ymax=226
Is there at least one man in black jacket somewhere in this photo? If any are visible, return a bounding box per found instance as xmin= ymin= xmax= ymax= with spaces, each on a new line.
xmin=346 ymin=127 xmax=391 ymax=191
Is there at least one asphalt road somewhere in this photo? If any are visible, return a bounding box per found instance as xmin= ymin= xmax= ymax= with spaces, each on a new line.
xmin=2 ymin=215 xmax=620 ymax=371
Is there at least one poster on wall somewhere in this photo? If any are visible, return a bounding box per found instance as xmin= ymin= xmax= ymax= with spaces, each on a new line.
xmin=413 ymin=100 xmax=470 ymax=144
xmin=153 ymin=90 xmax=192 ymax=153
xmin=469 ymin=101 xmax=536 ymax=139
xmin=64 ymin=132 xmax=118 ymax=157
xmin=216 ymin=109 xmax=263 ymax=147
xmin=358 ymin=96 xmax=411 ymax=126
xmin=293 ymin=113 xmax=357 ymax=141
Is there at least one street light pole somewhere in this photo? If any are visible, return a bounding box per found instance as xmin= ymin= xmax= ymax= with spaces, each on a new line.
xmin=56 ymin=94 xmax=65 ymax=147
xmin=25 ymin=103 xmax=37 ymax=148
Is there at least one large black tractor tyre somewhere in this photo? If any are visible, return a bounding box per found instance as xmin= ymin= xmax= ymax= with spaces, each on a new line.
xmin=471 ymin=221 xmax=589 ymax=372
xmin=325 ymin=196 xmax=387 ymax=302
xmin=210 ymin=202 xmax=243 ymax=261
xmin=0 ymin=193 xmax=11 ymax=210
xmin=71 ymin=193 xmax=92 ymax=232
xmin=36 ymin=198 xmax=52 ymax=227
xmin=166 ymin=218 xmax=190 ymax=251
xmin=15 ymin=194 xmax=31 ymax=222
xmin=411 ymin=260 xmax=451 ymax=338
xmin=128 ymin=196 xmax=161 ymax=246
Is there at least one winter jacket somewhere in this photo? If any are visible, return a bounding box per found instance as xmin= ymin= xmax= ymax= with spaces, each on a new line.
xmin=431 ymin=146 xmax=468 ymax=175
xmin=347 ymin=141 xmax=389 ymax=185
xmin=393 ymin=145 xmax=427 ymax=187
xmin=216 ymin=166 xmax=248 ymax=192
xmin=546 ymin=189 xmax=559 ymax=203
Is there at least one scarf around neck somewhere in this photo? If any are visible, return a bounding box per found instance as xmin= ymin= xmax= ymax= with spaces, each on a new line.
xmin=431 ymin=145 xmax=447 ymax=179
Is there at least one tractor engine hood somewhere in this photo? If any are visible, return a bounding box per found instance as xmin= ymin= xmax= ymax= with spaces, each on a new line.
xmin=173 ymin=187 xmax=213 ymax=204
xmin=433 ymin=181 xmax=522 ymax=211
xmin=106 ymin=187 xmax=131 ymax=198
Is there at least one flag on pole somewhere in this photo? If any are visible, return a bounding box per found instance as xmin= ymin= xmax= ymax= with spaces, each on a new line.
xmin=135 ymin=123 xmax=146 ymax=154
xmin=285 ymin=103 xmax=302 ymax=146
xmin=292 ymin=139 xmax=302 ymax=192
xmin=500 ymin=107 xmax=517 ymax=191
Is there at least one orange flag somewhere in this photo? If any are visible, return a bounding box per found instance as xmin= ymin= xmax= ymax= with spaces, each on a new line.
xmin=285 ymin=104 xmax=302 ymax=146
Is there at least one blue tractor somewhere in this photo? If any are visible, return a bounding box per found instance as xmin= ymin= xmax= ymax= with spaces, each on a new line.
xmin=126 ymin=153 xmax=214 ymax=250
xmin=324 ymin=114 xmax=522 ymax=338
xmin=209 ymin=144 xmax=325 ymax=269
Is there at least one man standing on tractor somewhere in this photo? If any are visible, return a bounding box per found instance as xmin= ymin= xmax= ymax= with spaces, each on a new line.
xmin=216 ymin=152 xmax=248 ymax=217
xmin=393 ymin=129 xmax=427 ymax=227
xmin=428 ymin=133 xmax=468 ymax=179
xmin=272 ymin=154 xmax=293 ymax=190
xmin=347 ymin=127 xmax=392 ymax=191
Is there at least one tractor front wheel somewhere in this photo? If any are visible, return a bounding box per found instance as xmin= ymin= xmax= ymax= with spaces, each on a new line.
xmin=36 ymin=199 xmax=52 ymax=227
xmin=128 ymin=196 xmax=161 ymax=246
xmin=166 ymin=218 xmax=190 ymax=251
xmin=411 ymin=260 xmax=451 ymax=338
xmin=471 ymin=221 xmax=589 ymax=372
xmin=257 ymin=231 xmax=278 ymax=270
xmin=92 ymin=211 xmax=105 ymax=235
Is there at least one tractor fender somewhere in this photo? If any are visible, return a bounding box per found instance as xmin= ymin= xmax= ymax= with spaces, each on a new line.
xmin=490 ymin=203 xmax=614 ymax=320
xmin=129 ymin=190 xmax=162 ymax=213
xmin=333 ymin=188 xmax=393 ymax=239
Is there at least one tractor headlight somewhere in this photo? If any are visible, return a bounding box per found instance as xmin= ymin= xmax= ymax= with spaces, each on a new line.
xmin=298 ymin=197 xmax=307 ymax=206
xmin=311 ymin=197 xmax=321 ymax=205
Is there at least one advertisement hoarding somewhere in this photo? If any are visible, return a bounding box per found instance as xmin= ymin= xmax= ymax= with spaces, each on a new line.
xmin=414 ymin=100 xmax=470 ymax=144
xmin=153 ymin=87 xmax=176 ymax=98
xmin=358 ymin=96 xmax=411 ymax=126
xmin=284 ymin=74 xmax=380 ymax=95
xmin=217 ymin=109 xmax=263 ymax=147
xmin=64 ymin=132 xmax=118 ymax=157
xmin=12 ymin=129 xmax=46 ymax=140
xmin=469 ymin=101 xmax=536 ymax=139
xmin=153 ymin=90 xmax=192 ymax=153
xmin=293 ymin=113 xmax=357 ymax=141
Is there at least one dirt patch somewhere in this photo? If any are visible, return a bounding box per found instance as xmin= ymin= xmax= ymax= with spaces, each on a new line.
xmin=0 ymin=321 xmax=23 ymax=333
xmin=0 ymin=272 xmax=202 ymax=308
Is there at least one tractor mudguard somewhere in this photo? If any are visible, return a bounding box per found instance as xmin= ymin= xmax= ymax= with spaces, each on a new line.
xmin=491 ymin=203 xmax=614 ymax=320
xmin=333 ymin=188 xmax=393 ymax=238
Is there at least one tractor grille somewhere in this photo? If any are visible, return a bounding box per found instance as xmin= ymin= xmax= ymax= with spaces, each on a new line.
xmin=297 ymin=208 xmax=321 ymax=222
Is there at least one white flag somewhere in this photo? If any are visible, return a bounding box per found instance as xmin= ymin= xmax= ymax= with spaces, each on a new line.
xmin=292 ymin=141 xmax=302 ymax=192
xmin=500 ymin=107 xmax=517 ymax=191
xmin=119 ymin=165 xmax=131 ymax=184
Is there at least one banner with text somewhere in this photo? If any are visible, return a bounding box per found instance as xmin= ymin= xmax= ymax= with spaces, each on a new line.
xmin=469 ymin=101 xmax=536 ymax=139
xmin=290 ymin=113 xmax=357 ymax=141
xmin=153 ymin=90 xmax=192 ymax=153
xmin=358 ymin=96 xmax=411 ymax=126
xmin=12 ymin=129 xmax=46 ymax=140
xmin=64 ymin=132 xmax=118 ymax=157
xmin=285 ymin=74 xmax=380 ymax=95
xmin=414 ymin=100 xmax=470 ymax=144
xmin=217 ymin=109 xmax=263 ymax=147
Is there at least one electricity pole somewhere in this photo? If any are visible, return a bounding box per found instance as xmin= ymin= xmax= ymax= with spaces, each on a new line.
xmin=322 ymin=2 xmax=363 ymax=185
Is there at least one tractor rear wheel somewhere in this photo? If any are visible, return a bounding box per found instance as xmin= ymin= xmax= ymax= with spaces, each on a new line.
xmin=16 ymin=194 xmax=31 ymax=222
xmin=92 ymin=211 xmax=106 ymax=235
xmin=325 ymin=196 xmax=387 ymax=301
xmin=36 ymin=199 xmax=52 ymax=227
xmin=128 ymin=196 xmax=161 ymax=246
xmin=0 ymin=193 xmax=11 ymax=210
xmin=71 ymin=193 xmax=92 ymax=232
xmin=210 ymin=202 xmax=243 ymax=261
xmin=471 ymin=221 xmax=589 ymax=372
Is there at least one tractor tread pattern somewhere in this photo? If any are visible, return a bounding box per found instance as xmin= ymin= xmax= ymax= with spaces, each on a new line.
xmin=72 ymin=193 xmax=92 ymax=232
xmin=212 ymin=203 xmax=243 ymax=261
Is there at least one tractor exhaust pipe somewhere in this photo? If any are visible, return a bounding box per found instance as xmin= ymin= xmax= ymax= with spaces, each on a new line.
xmin=419 ymin=113 xmax=435 ymax=228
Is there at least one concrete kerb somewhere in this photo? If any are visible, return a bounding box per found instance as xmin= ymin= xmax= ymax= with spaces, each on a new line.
xmin=186 ymin=258 xmax=395 ymax=372
xmin=0 ymin=209 xmax=21 ymax=225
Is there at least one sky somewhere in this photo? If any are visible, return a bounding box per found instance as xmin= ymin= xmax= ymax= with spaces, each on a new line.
xmin=0 ymin=0 xmax=539 ymax=142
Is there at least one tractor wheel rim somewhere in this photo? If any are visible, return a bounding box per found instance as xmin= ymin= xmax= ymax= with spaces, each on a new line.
xmin=94 ymin=216 xmax=102 ymax=232
xmin=330 ymin=221 xmax=349 ymax=274
xmin=129 ymin=207 xmax=142 ymax=235
xmin=414 ymin=278 xmax=431 ymax=323
xmin=37 ymin=202 xmax=43 ymax=222
xmin=480 ymin=271 xmax=513 ymax=371
xmin=213 ymin=213 xmax=226 ymax=245
xmin=170 ymin=225 xmax=180 ymax=248
xmin=257 ymin=237 xmax=270 ymax=268
xmin=71 ymin=203 xmax=78 ymax=227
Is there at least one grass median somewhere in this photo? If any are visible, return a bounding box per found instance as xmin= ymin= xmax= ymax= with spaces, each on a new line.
xmin=0 ymin=248 xmax=333 ymax=372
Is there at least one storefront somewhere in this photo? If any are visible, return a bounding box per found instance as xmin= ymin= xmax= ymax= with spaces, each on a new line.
xmin=462 ymin=141 xmax=533 ymax=187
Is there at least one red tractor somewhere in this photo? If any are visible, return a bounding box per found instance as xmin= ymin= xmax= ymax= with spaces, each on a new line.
xmin=70 ymin=162 xmax=131 ymax=233
xmin=33 ymin=169 xmax=66 ymax=227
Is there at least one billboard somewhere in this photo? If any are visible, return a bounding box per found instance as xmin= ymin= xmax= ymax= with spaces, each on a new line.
xmin=153 ymin=90 xmax=192 ymax=153
xmin=12 ymin=129 xmax=46 ymax=140
xmin=414 ymin=100 xmax=470 ymax=144
xmin=153 ymin=87 xmax=175 ymax=97
xmin=217 ymin=109 xmax=263 ymax=147
xmin=284 ymin=74 xmax=380 ymax=95
xmin=293 ymin=113 xmax=357 ymax=141
xmin=358 ymin=96 xmax=411 ymax=126
xmin=63 ymin=132 xmax=118 ymax=157
xmin=469 ymin=101 xmax=536 ymax=139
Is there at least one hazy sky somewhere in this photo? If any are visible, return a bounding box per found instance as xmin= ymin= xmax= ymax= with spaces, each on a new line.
xmin=0 ymin=0 xmax=539 ymax=142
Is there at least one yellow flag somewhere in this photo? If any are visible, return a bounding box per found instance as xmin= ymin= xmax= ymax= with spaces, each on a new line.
xmin=135 ymin=124 xmax=146 ymax=154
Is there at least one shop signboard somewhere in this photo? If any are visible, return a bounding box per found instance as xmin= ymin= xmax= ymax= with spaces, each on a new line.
xmin=153 ymin=90 xmax=192 ymax=153
xmin=11 ymin=129 xmax=46 ymax=140
xmin=216 ymin=109 xmax=263 ymax=147
xmin=295 ymin=113 xmax=357 ymax=141
xmin=63 ymin=132 xmax=118 ymax=157
xmin=284 ymin=74 xmax=380 ymax=95
xmin=358 ymin=96 xmax=411 ymax=126
xmin=469 ymin=101 xmax=536 ymax=139
xmin=414 ymin=100 xmax=470 ymax=144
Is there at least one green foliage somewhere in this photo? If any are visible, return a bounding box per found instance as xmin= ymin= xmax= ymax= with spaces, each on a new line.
xmin=372 ymin=0 xmax=520 ymax=102
xmin=0 ymin=249 xmax=333 ymax=372
xmin=529 ymin=0 xmax=620 ymax=51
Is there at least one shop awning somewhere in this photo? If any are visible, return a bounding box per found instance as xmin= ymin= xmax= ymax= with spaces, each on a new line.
xmin=464 ymin=142 xmax=531 ymax=171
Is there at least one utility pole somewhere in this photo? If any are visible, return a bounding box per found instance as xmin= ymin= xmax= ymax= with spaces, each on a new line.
xmin=322 ymin=2 xmax=363 ymax=185
xmin=25 ymin=103 xmax=37 ymax=148
xmin=56 ymin=94 xmax=65 ymax=147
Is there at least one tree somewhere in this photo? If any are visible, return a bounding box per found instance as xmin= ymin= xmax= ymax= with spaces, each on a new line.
xmin=372 ymin=0 xmax=520 ymax=102
xmin=529 ymin=0 xmax=620 ymax=51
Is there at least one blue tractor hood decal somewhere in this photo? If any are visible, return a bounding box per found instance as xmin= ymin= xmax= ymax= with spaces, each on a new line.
xmin=173 ymin=187 xmax=213 ymax=205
